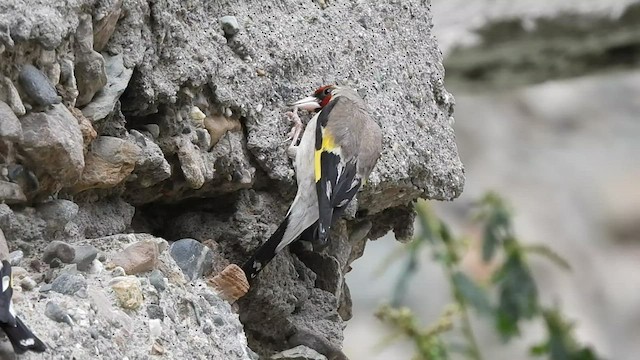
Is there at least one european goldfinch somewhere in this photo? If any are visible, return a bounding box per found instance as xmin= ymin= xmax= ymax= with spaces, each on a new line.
xmin=242 ymin=85 xmax=382 ymax=280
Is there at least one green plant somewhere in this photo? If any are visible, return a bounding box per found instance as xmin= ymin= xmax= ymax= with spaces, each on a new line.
xmin=375 ymin=192 xmax=599 ymax=360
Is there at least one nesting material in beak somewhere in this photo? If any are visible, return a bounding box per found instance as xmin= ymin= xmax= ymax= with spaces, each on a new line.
xmin=289 ymin=96 xmax=321 ymax=112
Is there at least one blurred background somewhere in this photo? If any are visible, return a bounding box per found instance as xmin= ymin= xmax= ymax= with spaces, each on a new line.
xmin=344 ymin=1 xmax=640 ymax=359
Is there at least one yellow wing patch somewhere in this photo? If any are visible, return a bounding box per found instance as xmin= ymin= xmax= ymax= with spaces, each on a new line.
xmin=315 ymin=129 xmax=339 ymax=182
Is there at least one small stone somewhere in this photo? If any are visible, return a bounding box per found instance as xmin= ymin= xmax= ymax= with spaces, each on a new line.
xmin=5 ymin=164 xmax=38 ymax=195
xmin=176 ymin=137 xmax=205 ymax=189
xmin=20 ymin=276 xmax=37 ymax=291
xmin=8 ymin=250 xmax=23 ymax=266
xmin=170 ymin=238 xmax=214 ymax=281
xmin=45 ymin=301 xmax=73 ymax=325
xmin=29 ymin=259 xmax=42 ymax=272
xmin=202 ymin=319 xmax=213 ymax=334
xmin=19 ymin=104 xmax=85 ymax=188
xmin=73 ymin=245 xmax=98 ymax=271
xmin=189 ymin=106 xmax=206 ymax=121
xmin=220 ymin=16 xmax=240 ymax=37
xmin=271 ymin=346 xmax=328 ymax=360
xmin=143 ymin=124 xmax=160 ymax=139
xmin=150 ymin=341 xmax=165 ymax=355
xmin=0 ymin=76 xmax=26 ymax=116
xmin=43 ymin=241 xmax=76 ymax=264
xmin=110 ymin=276 xmax=144 ymax=310
xmin=256 ymin=69 xmax=266 ymax=77
xmin=149 ymin=318 xmax=162 ymax=339
xmin=146 ymin=304 xmax=164 ymax=320
xmin=0 ymin=101 xmax=22 ymax=142
xmin=76 ymin=287 xmax=89 ymax=299
xmin=0 ymin=180 xmax=26 ymax=204
xmin=36 ymin=200 xmax=79 ymax=231
xmin=203 ymin=115 xmax=241 ymax=148
xmin=51 ymin=272 xmax=87 ymax=295
xmin=111 ymin=239 xmax=159 ymax=275
xmin=38 ymin=50 xmax=61 ymax=85
xmin=148 ymin=269 xmax=165 ymax=292
xmin=70 ymin=108 xmax=97 ymax=149
xmin=75 ymin=15 xmax=107 ymax=106
xmin=195 ymin=128 xmax=211 ymax=150
xmin=93 ymin=0 xmax=123 ymax=51
xmin=208 ymin=264 xmax=249 ymax=303
xmin=39 ymin=283 xmax=52 ymax=292
xmin=0 ymin=228 xmax=9 ymax=261
xmin=128 ymin=130 xmax=171 ymax=188
xmin=59 ymin=58 xmax=79 ymax=106
xmin=11 ymin=267 xmax=27 ymax=280
xmin=212 ymin=315 xmax=225 ymax=327
xmin=81 ymin=53 xmax=134 ymax=121
xmin=49 ymin=258 xmax=63 ymax=268
xmin=73 ymin=136 xmax=141 ymax=192
xmin=111 ymin=266 xmax=126 ymax=277
xmin=18 ymin=64 xmax=61 ymax=107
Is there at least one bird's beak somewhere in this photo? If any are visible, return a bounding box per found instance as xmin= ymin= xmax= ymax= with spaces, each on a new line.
xmin=288 ymin=96 xmax=321 ymax=112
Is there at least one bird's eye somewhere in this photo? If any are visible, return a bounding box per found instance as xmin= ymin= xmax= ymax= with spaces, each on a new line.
xmin=323 ymin=87 xmax=332 ymax=96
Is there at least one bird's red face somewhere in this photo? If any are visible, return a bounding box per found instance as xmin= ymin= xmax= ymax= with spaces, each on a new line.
xmin=290 ymin=85 xmax=336 ymax=112
xmin=313 ymin=85 xmax=335 ymax=109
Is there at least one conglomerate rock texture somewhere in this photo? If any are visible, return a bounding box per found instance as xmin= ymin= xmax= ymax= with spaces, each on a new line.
xmin=0 ymin=0 xmax=463 ymax=358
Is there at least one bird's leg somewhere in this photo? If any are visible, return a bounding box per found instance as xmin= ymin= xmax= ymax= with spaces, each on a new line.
xmin=285 ymin=106 xmax=304 ymax=160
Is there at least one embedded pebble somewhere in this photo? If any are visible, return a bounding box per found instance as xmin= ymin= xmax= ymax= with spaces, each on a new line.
xmin=111 ymin=239 xmax=159 ymax=275
xmin=20 ymin=276 xmax=37 ymax=291
xmin=73 ymin=245 xmax=98 ymax=271
xmin=9 ymin=250 xmax=23 ymax=266
xmin=169 ymin=238 xmax=214 ymax=281
xmin=18 ymin=64 xmax=61 ymax=106
xmin=51 ymin=272 xmax=87 ymax=295
xmin=37 ymin=200 xmax=79 ymax=231
xmin=111 ymin=266 xmax=126 ymax=277
xmin=0 ymin=101 xmax=22 ymax=142
xmin=45 ymin=301 xmax=73 ymax=325
xmin=43 ymin=241 xmax=76 ymax=264
xmin=147 ymin=304 xmax=164 ymax=320
xmin=149 ymin=318 xmax=162 ymax=339
xmin=0 ymin=76 xmax=26 ymax=115
xmin=110 ymin=276 xmax=143 ymax=310
xmin=148 ymin=269 xmax=166 ymax=292
xmin=220 ymin=16 xmax=240 ymax=37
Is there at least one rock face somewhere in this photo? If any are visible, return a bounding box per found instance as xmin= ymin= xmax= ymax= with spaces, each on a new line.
xmin=0 ymin=0 xmax=463 ymax=358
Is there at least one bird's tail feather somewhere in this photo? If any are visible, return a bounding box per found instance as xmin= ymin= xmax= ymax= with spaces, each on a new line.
xmin=0 ymin=260 xmax=15 ymax=326
xmin=1 ymin=316 xmax=47 ymax=354
xmin=241 ymin=216 xmax=290 ymax=281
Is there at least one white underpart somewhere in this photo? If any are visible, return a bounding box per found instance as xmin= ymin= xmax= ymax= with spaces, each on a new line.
xmin=2 ymin=275 xmax=9 ymax=292
xmin=276 ymin=113 xmax=321 ymax=253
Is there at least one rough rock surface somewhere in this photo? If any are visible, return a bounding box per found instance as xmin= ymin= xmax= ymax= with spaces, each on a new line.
xmin=0 ymin=0 xmax=463 ymax=358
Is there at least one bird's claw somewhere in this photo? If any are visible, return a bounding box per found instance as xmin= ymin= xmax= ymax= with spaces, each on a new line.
xmin=285 ymin=106 xmax=304 ymax=148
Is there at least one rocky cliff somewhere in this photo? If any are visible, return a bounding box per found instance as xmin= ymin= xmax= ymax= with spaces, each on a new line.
xmin=0 ymin=0 xmax=463 ymax=358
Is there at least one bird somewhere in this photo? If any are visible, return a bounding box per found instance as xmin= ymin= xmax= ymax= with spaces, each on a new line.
xmin=0 ymin=260 xmax=46 ymax=354
xmin=241 ymin=85 xmax=382 ymax=281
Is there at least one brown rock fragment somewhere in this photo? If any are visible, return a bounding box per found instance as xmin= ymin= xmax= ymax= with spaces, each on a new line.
xmin=111 ymin=239 xmax=159 ymax=275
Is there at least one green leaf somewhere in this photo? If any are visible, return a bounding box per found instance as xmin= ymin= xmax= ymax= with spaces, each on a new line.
xmin=522 ymin=244 xmax=572 ymax=271
xmin=482 ymin=205 xmax=511 ymax=262
xmin=452 ymin=271 xmax=493 ymax=314
xmin=493 ymin=252 xmax=540 ymax=340
xmin=534 ymin=309 xmax=603 ymax=360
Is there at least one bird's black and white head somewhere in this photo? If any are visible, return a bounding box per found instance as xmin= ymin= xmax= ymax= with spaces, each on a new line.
xmin=290 ymin=85 xmax=337 ymax=112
